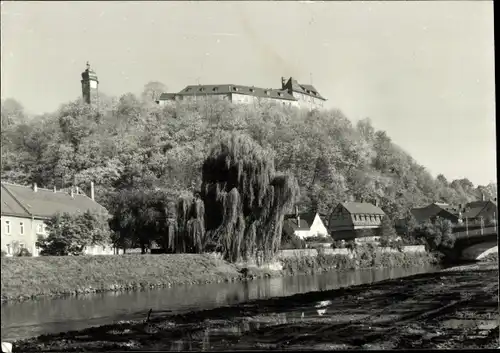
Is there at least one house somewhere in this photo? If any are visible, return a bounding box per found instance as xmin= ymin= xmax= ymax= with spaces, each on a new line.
xmin=410 ymin=202 xmax=461 ymax=225
xmin=328 ymin=201 xmax=386 ymax=242
xmin=282 ymin=207 xmax=329 ymax=239
xmin=156 ymin=76 xmax=327 ymax=111
xmin=1 ymin=181 xmax=114 ymax=256
xmin=462 ymin=199 xmax=497 ymax=225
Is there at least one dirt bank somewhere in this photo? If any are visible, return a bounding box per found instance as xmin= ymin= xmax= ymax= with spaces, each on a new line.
xmin=14 ymin=262 xmax=499 ymax=351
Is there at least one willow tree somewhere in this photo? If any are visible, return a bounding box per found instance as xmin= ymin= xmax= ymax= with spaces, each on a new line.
xmin=199 ymin=133 xmax=299 ymax=263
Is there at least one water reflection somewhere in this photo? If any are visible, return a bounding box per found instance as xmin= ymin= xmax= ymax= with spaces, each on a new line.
xmin=1 ymin=265 xmax=439 ymax=341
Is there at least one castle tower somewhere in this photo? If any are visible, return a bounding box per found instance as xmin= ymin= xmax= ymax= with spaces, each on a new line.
xmin=81 ymin=61 xmax=99 ymax=105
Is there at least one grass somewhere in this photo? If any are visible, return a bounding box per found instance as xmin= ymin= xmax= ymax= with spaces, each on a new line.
xmin=1 ymin=248 xmax=440 ymax=302
xmin=1 ymin=254 xmax=241 ymax=302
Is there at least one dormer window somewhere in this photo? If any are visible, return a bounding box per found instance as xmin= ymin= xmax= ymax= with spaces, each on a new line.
xmin=213 ymin=87 xmax=218 ymax=92
xmin=199 ymin=87 xmax=204 ymax=92
xmin=249 ymin=88 xmax=254 ymax=93
xmin=277 ymin=92 xmax=282 ymax=97
xmin=233 ymin=87 xmax=238 ymax=91
xmin=185 ymin=88 xmax=191 ymax=92
xmin=264 ymin=90 xmax=270 ymax=95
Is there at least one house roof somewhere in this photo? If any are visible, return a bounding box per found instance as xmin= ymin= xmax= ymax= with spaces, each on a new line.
xmin=1 ymin=182 xmax=108 ymax=219
xmin=340 ymin=202 xmax=385 ymax=216
xmin=1 ymin=185 xmax=31 ymax=218
xmin=283 ymin=216 xmax=310 ymax=231
xmin=160 ymin=84 xmax=297 ymax=102
xmin=462 ymin=200 xmax=497 ymax=219
xmin=411 ymin=203 xmax=460 ymax=223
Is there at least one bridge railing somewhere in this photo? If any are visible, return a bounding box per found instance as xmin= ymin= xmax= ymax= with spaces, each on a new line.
xmin=454 ymin=226 xmax=497 ymax=239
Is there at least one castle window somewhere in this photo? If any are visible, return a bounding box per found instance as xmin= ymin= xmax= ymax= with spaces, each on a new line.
xmin=5 ymin=221 xmax=11 ymax=234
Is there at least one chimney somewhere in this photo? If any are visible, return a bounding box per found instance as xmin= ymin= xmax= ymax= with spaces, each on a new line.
xmin=32 ymin=183 xmax=37 ymax=192
xmin=90 ymin=181 xmax=95 ymax=201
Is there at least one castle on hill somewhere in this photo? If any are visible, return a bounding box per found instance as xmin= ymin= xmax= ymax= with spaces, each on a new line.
xmin=156 ymin=77 xmax=327 ymax=111
xmin=79 ymin=63 xmax=326 ymax=111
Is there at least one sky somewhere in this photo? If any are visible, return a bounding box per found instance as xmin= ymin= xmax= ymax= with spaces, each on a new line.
xmin=1 ymin=1 xmax=496 ymax=186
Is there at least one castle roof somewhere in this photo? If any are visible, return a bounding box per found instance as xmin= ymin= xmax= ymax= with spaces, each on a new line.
xmin=282 ymin=77 xmax=327 ymax=101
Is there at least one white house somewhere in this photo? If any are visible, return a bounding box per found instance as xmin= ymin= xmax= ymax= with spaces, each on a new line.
xmin=283 ymin=208 xmax=329 ymax=239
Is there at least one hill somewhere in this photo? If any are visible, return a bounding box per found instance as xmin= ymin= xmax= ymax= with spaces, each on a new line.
xmin=1 ymin=95 xmax=496 ymax=221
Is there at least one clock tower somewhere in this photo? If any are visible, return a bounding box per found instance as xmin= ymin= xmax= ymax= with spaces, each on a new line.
xmin=81 ymin=61 xmax=99 ymax=105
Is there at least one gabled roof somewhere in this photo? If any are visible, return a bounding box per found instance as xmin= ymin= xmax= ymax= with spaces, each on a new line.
xmin=1 ymin=182 xmax=108 ymax=219
xmin=411 ymin=203 xmax=460 ymax=223
xmin=463 ymin=200 xmax=497 ymax=219
xmin=1 ymin=185 xmax=31 ymax=218
xmin=283 ymin=216 xmax=310 ymax=231
xmin=160 ymin=84 xmax=297 ymax=102
xmin=340 ymin=202 xmax=385 ymax=216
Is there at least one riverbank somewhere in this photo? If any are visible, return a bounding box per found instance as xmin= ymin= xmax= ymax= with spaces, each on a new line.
xmin=13 ymin=261 xmax=499 ymax=351
xmin=1 ymin=250 xmax=439 ymax=302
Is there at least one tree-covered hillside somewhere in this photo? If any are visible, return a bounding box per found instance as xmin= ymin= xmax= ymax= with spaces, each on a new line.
xmin=1 ymin=94 xmax=496 ymax=222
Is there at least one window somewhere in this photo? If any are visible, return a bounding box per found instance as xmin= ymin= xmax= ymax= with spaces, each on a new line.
xmin=6 ymin=244 xmax=11 ymax=255
xmin=5 ymin=221 xmax=11 ymax=234
xmin=212 ymin=87 xmax=218 ymax=92
xmin=37 ymin=223 xmax=44 ymax=234
xmin=20 ymin=222 xmax=24 ymax=235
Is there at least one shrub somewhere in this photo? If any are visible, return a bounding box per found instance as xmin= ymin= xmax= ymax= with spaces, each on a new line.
xmin=280 ymin=234 xmax=306 ymax=250
xmin=345 ymin=240 xmax=357 ymax=251
xmin=379 ymin=236 xmax=391 ymax=247
xmin=305 ymin=235 xmax=333 ymax=243
xmin=331 ymin=240 xmax=345 ymax=249
xmin=16 ymin=248 xmax=32 ymax=257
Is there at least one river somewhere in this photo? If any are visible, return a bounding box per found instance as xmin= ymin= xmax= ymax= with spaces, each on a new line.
xmin=1 ymin=265 xmax=441 ymax=341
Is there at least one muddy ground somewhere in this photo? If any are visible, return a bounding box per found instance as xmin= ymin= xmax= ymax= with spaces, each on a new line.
xmin=15 ymin=262 xmax=500 ymax=351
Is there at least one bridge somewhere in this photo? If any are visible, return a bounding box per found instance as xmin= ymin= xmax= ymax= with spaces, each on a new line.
xmin=449 ymin=226 xmax=498 ymax=261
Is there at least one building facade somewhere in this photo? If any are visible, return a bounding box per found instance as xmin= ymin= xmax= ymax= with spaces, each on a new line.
xmin=157 ymin=77 xmax=326 ymax=111
xmin=1 ymin=182 xmax=113 ymax=256
xmin=328 ymin=202 xmax=386 ymax=241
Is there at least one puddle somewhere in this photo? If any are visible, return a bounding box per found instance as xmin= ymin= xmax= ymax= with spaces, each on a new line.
xmin=442 ymin=319 xmax=499 ymax=330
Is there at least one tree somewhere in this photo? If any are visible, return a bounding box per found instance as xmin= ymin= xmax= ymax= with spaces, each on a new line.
xmin=108 ymin=188 xmax=173 ymax=254
xmin=36 ymin=211 xmax=111 ymax=256
xmin=184 ymin=132 xmax=300 ymax=262
xmin=377 ymin=215 xmax=398 ymax=246
xmin=141 ymin=81 xmax=167 ymax=103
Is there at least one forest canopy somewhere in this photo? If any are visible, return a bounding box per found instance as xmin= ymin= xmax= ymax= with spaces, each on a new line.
xmin=1 ymin=94 xmax=496 ymax=227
